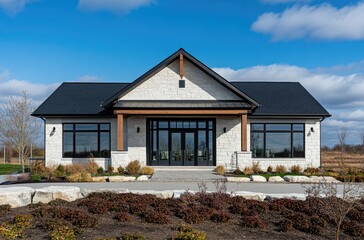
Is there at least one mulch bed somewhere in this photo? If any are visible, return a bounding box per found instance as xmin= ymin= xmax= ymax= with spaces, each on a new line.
xmin=0 ymin=192 xmax=363 ymax=239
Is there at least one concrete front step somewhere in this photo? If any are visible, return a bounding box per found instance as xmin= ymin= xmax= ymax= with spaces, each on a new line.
xmin=153 ymin=166 xmax=215 ymax=171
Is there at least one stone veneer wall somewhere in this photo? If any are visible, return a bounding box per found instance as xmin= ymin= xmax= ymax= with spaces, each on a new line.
xmin=120 ymin=59 xmax=241 ymax=101
xmin=44 ymin=117 xmax=119 ymax=169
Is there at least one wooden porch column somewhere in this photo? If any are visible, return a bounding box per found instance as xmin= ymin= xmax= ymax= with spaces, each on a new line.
xmin=117 ymin=114 xmax=124 ymax=151
xmin=241 ymin=114 xmax=247 ymax=151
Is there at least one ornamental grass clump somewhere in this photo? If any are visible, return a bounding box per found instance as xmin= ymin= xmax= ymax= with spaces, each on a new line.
xmin=126 ymin=160 xmax=141 ymax=175
xmin=138 ymin=166 xmax=155 ymax=175
xmin=86 ymin=160 xmax=99 ymax=175
xmin=290 ymin=165 xmax=303 ymax=174
xmin=214 ymin=165 xmax=226 ymax=175
xmin=275 ymin=165 xmax=287 ymax=174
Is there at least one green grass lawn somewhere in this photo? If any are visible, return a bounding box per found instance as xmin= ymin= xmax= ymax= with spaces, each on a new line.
xmin=0 ymin=164 xmax=23 ymax=175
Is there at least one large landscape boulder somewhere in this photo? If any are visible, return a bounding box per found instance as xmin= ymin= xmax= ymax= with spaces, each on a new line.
xmin=226 ymin=177 xmax=251 ymax=183
xmin=250 ymin=175 xmax=267 ymax=182
xmin=136 ymin=175 xmax=149 ymax=181
xmin=268 ymin=176 xmax=285 ymax=183
xmin=265 ymin=193 xmax=306 ymax=201
xmin=0 ymin=187 xmax=35 ymax=208
xmin=108 ymin=176 xmax=136 ymax=182
xmin=33 ymin=186 xmax=81 ymax=204
xmin=309 ymin=176 xmax=340 ymax=183
xmin=283 ymin=175 xmax=311 ymax=183
xmin=233 ymin=191 xmax=266 ymax=201
xmin=82 ymin=188 xmax=130 ymax=197
xmin=130 ymin=190 xmax=174 ymax=199
xmin=92 ymin=176 xmax=107 ymax=182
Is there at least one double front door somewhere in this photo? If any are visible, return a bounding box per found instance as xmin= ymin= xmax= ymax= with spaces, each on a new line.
xmin=148 ymin=119 xmax=215 ymax=166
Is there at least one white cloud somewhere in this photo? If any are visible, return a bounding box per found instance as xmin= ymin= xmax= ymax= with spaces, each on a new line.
xmin=213 ymin=62 xmax=364 ymax=146
xmin=77 ymin=0 xmax=154 ymax=14
xmin=77 ymin=75 xmax=99 ymax=82
xmin=0 ymin=0 xmax=37 ymax=15
xmin=252 ymin=2 xmax=364 ymax=40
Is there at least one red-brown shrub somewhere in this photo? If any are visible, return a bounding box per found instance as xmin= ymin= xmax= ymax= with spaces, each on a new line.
xmin=52 ymin=207 xmax=98 ymax=228
xmin=276 ymin=219 xmax=293 ymax=232
xmin=114 ymin=212 xmax=131 ymax=222
xmin=141 ymin=211 xmax=170 ymax=224
xmin=240 ymin=216 xmax=266 ymax=229
xmin=342 ymin=220 xmax=364 ymax=237
xmin=210 ymin=210 xmax=231 ymax=223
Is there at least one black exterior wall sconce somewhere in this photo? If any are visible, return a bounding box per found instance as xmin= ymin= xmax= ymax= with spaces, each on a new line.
xmin=50 ymin=127 xmax=56 ymax=136
xmin=310 ymin=127 xmax=314 ymax=133
xmin=137 ymin=127 xmax=140 ymax=133
xmin=223 ymin=127 xmax=226 ymax=133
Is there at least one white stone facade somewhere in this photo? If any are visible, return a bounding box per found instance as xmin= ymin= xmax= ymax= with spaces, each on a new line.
xmin=120 ymin=59 xmax=240 ymax=101
xmin=45 ymin=116 xmax=321 ymax=170
xmin=43 ymin=57 xmax=323 ymax=171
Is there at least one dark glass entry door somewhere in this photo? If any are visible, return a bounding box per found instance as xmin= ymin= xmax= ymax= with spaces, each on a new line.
xmin=147 ymin=119 xmax=215 ymax=166
xmin=170 ymin=131 xmax=195 ymax=166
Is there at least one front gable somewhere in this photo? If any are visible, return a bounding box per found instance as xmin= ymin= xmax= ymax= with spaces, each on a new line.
xmin=102 ymin=48 xmax=259 ymax=108
xmin=121 ymin=58 xmax=241 ymax=101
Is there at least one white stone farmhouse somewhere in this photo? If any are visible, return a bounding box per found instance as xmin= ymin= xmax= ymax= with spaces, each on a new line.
xmin=32 ymin=49 xmax=331 ymax=170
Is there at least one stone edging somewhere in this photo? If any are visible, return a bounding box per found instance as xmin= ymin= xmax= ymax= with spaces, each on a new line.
xmin=0 ymin=185 xmax=312 ymax=208
xmin=226 ymin=175 xmax=340 ymax=183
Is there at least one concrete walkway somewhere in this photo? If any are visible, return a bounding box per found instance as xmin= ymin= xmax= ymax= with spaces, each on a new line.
xmin=0 ymin=181 xmax=341 ymax=194
xmin=151 ymin=170 xmax=225 ymax=182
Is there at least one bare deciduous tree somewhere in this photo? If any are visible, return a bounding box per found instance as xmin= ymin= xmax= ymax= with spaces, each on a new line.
xmin=303 ymin=181 xmax=364 ymax=240
xmin=0 ymin=92 xmax=40 ymax=173
xmin=337 ymin=128 xmax=348 ymax=172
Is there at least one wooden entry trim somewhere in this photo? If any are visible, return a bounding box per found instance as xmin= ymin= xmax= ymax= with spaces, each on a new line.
xmin=114 ymin=109 xmax=248 ymax=115
xmin=117 ymin=114 xmax=124 ymax=151
xmin=241 ymin=113 xmax=247 ymax=151
xmin=179 ymin=53 xmax=184 ymax=79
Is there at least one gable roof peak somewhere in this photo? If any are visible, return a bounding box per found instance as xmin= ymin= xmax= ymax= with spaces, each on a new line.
xmin=101 ymin=48 xmax=260 ymax=108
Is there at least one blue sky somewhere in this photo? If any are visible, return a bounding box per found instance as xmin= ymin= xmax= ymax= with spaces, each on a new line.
xmin=1 ymin=0 xmax=364 ymax=147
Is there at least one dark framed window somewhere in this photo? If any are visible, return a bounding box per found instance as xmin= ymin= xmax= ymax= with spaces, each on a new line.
xmin=147 ymin=119 xmax=215 ymax=166
xmin=251 ymin=123 xmax=305 ymax=158
xmin=63 ymin=123 xmax=111 ymax=158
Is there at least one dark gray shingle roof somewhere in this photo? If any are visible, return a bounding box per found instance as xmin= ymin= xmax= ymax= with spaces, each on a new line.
xmin=32 ymin=82 xmax=330 ymax=117
xmin=231 ymin=82 xmax=330 ymax=117
xmin=32 ymin=83 xmax=129 ymax=116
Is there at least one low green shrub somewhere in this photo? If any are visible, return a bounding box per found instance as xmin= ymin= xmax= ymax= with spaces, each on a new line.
xmin=97 ymin=167 xmax=104 ymax=174
xmin=172 ymin=224 xmax=206 ymax=240
xmin=50 ymin=224 xmax=75 ymax=240
xmin=107 ymin=166 xmax=115 ymax=173
xmin=0 ymin=214 xmax=33 ymax=239
xmin=0 ymin=204 xmax=11 ymax=215
xmin=120 ymin=232 xmax=145 ymax=240
xmin=117 ymin=166 xmax=125 ymax=174
xmin=31 ymin=174 xmax=42 ymax=182
xmin=267 ymin=165 xmax=273 ymax=173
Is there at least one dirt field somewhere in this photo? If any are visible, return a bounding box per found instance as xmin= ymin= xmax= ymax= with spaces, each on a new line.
xmin=322 ymin=151 xmax=364 ymax=170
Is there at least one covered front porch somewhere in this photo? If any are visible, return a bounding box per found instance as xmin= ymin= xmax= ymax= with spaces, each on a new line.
xmin=111 ymin=107 xmax=250 ymax=168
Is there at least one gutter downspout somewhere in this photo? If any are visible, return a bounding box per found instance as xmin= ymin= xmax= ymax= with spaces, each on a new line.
xmin=40 ymin=116 xmax=46 ymax=167
xmin=319 ymin=116 xmax=326 ymax=168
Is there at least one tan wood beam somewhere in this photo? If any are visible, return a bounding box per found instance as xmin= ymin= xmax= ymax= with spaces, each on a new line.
xmin=179 ymin=53 xmax=184 ymax=79
xmin=117 ymin=114 xmax=124 ymax=151
xmin=114 ymin=109 xmax=248 ymax=115
xmin=241 ymin=113 xmax=247 ymax=151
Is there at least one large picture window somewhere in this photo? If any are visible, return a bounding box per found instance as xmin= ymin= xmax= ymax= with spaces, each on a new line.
xmin=251 ymin=123 xmax=305 ymax=158
xmin=63 ymin=123 xmax=111 ymax=158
